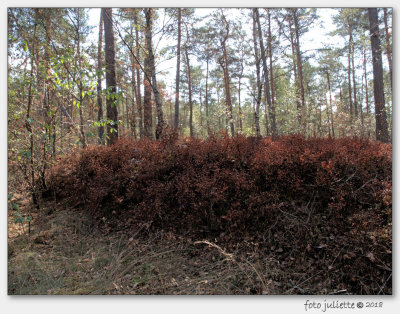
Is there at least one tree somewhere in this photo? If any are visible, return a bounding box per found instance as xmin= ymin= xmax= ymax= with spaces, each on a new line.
xmin=254 ymin=8 xmax=276 ymax=136
xmin=382 ymin=8 xmax=392 ymax=92
xmin=368 ymin=8 xmax=389 ymax=143
xmin=174 ymin=8 xmax=182 ymax=131
xmin=103 ymin=8 xmax=118 ymax=145
xmin=252 ymin=9 xmax=261 ymax=137
xmin=216 ymin=9 xmax=234 ymax=137
xmin=144 ymin=8 xmax=164 ymax=139
xmin=143 ymin=9 xmax=153 ymax=139
xmin=97 ymin=10 xmax=104 ymax=144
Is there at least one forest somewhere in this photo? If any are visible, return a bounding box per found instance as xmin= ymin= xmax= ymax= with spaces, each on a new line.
xmin=8 ymin=8 xmax=392 ymax=295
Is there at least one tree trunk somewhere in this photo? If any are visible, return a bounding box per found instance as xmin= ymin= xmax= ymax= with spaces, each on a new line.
xmin=288 ymin=17 xmax=300 ymax=128
xmin=133 ymin=10 xmax=143 ymax=138
xmin=184 ymin=46 xmax=193 ymax=137
xmin=267 ymin=9 xmax=277 ymax=135
xmin=25 ymin=17 xmax=39 ymax=208
xmin=383 ymin=8 xmax=392 ymax=92
xmin=97 ymin=10 xmax=104 ymax=144
xmin=143 ymin=9 xmax=153 ymax=139
xmin=103 ymin=8 xmax=118 ymax=145
xmin=368 ymin=8 xmax=389 ymax=143
xmin=219 ymin=12 xmax=234 ymax=137
xmin=174 ymin=8 xmax=181 ymax=131
xmin=351 ymin=31 xmax=358 ymax=117
xmin=76 ymin=11 xmax=87 ymax=148
xmin=252 ymin=11 xmax=261 ymax=137
xmin=255 ymin=8 xmax=276 ymax=136
xmin=238 ymin=77 xmax=242 ymax=133
xmin=363 ymin=45 xmax=371 ymax=139
xmin=326 ymin=72 xmax=335 ymax=138
xmin=129 ymin=25 xmax=137 ymax=139
xmin=145 ymin=9 xmax=164 ymax=139
xmin=347 ymin=26 xmax=353 ymax=123
xmin=292 ymin=9 xmax=306 ymax=132
xmin=205 ymin=57 xmax=210 ymax=133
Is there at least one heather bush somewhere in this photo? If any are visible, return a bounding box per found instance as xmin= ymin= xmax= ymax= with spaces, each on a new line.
xmin=46 ymin=135 xmax=391 ymax=237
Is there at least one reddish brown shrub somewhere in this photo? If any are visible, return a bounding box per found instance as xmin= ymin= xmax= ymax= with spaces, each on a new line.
xmin=46 ymin=135 xmax=391 ymax=237
xmin=45 ymin=134 xmax=392 ymax=294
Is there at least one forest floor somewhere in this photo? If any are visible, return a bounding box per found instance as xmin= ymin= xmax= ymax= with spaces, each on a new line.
xmin=8 ymin=194 xmax=284 ymax=295
xmin=8 ymin=191 xmax=391 ymax=295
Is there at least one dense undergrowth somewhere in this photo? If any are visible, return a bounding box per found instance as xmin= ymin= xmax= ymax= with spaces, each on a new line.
xmin=43 ymin=133 xmax=392 ymax=294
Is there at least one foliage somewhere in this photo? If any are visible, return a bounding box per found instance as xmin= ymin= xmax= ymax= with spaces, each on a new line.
xmin=46 ymin=134 xmax=391 ymax=232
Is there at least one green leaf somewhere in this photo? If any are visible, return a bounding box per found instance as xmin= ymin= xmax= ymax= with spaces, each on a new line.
xmin=23 ymin=41 xmax=28 ymax=52
xmin=12 ymin=203 xmax=19 ymax=211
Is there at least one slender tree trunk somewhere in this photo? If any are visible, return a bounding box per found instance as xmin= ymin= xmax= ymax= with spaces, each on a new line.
xmin=288 ymin=16 xmax=301 ymax=132
xmin=292 ymin=9 xmax=306 ymax=132
xmin=255 ymin=8 xmax=275 ymax=136
xmin=363 ymin=46 xmax=371 ymax=139
xmin=360 ymin=80 xmax=365 ymax=137
xmin=363 ymin=46 xmax=370 ymax=115
xmin=351 ymin=32 xmax=358 ymax=117
xmin=145 ymin=9 xmax=164 ymax=139
xmin=347 ymin=26 xmax=353 ymax=123
xmin=184 ymin=46 xmax=193 ymax=137
xmin=383 ymin=8 xmax=392 ymax=92
xmin=76 ymin=11 xmax=87 ymax=148
xmin=221 ymin=43 xmax=234 ymax=137
xmin=25 ymin=18 xmax=39 ymax=208
xmin=142 ymin=9 xmax=153 ymax=139
xmin=326 ymin=93 xmax=331 ymax=137
xmin=326 ymin=72 xmax=335 ymax=138
xmin=267 ymin=9 xmax=277 ymax=134
xmin=130 ymin=23 xmax=137 ymax=139
xmin=174 ymin=8 xmax=181 ymax=131
xmin=205 ymin=57 xmax=210 ymax=133
xmin=319 ymin=102 xmax=322 ymax=137
xmin=133 ymin=10 xmax=143 ymax=138
xmin=238 ymin=77 xmax=242 ymax=133
xmin=368 ymin=8 xmax=389 ymax=143
xmin=252 ymin=11 xmax=261 ymax=137
xmin=219 ymin=11 xmax=234 ymax=137
xmin=103 ymin=8 xmax=118 ymax=145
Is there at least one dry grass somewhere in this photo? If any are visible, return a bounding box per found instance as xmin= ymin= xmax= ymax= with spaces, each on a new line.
xmin=8 ymin=199 xmax=279 ymax=295
xmin=8 ymin=193 xmax=391 ymax=295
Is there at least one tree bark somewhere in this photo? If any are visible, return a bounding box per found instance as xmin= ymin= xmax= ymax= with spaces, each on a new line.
xmin=252 ymin=11 xmax=261 ymax=137
xmin=255 ymin=8 xmax=276 ymax=136
xmin=383 ymin=8 xmax=392 ymax=92
xmin=288 ymin=17 xmax=300 ymax=130
xmin=145 ymin=9 xmax=164 ymax=139
xmin=205 ymin=57 xmax=210 ymax=133
xmin=350 ymin=31 xmax=358 ymax=117
xmin=292 ymin=9 xmax=306 ymax=132
xmin=347 ymin=24 xmax=353 ymax=123
xmin=326 ymin=72 xmax=335 ymax=138
xmin=103 ymin=8 xmax=118 ymax=145
xmin=174 ymin=8 xmax=181 ymax=131
xmin=143 ymin=9 xmax=153 ymax=139
xmin=184 ymin=46 xmax=193 ymax=137
xmin=267 ymin=9 xmax=277 ymax=126
xmin=97 ymin=10 xmax=104 ymax=144
xmin=368 ymin=8 xmax=389 ymax=143
xmin=133 ymin=10 xmax=143 ymax=138
xmin=219 ymin=11 xmax=234 ymax=137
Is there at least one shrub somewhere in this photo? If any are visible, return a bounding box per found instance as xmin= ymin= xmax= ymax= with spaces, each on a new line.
xmin=46 ymin=134 xmax=391 ymax=237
